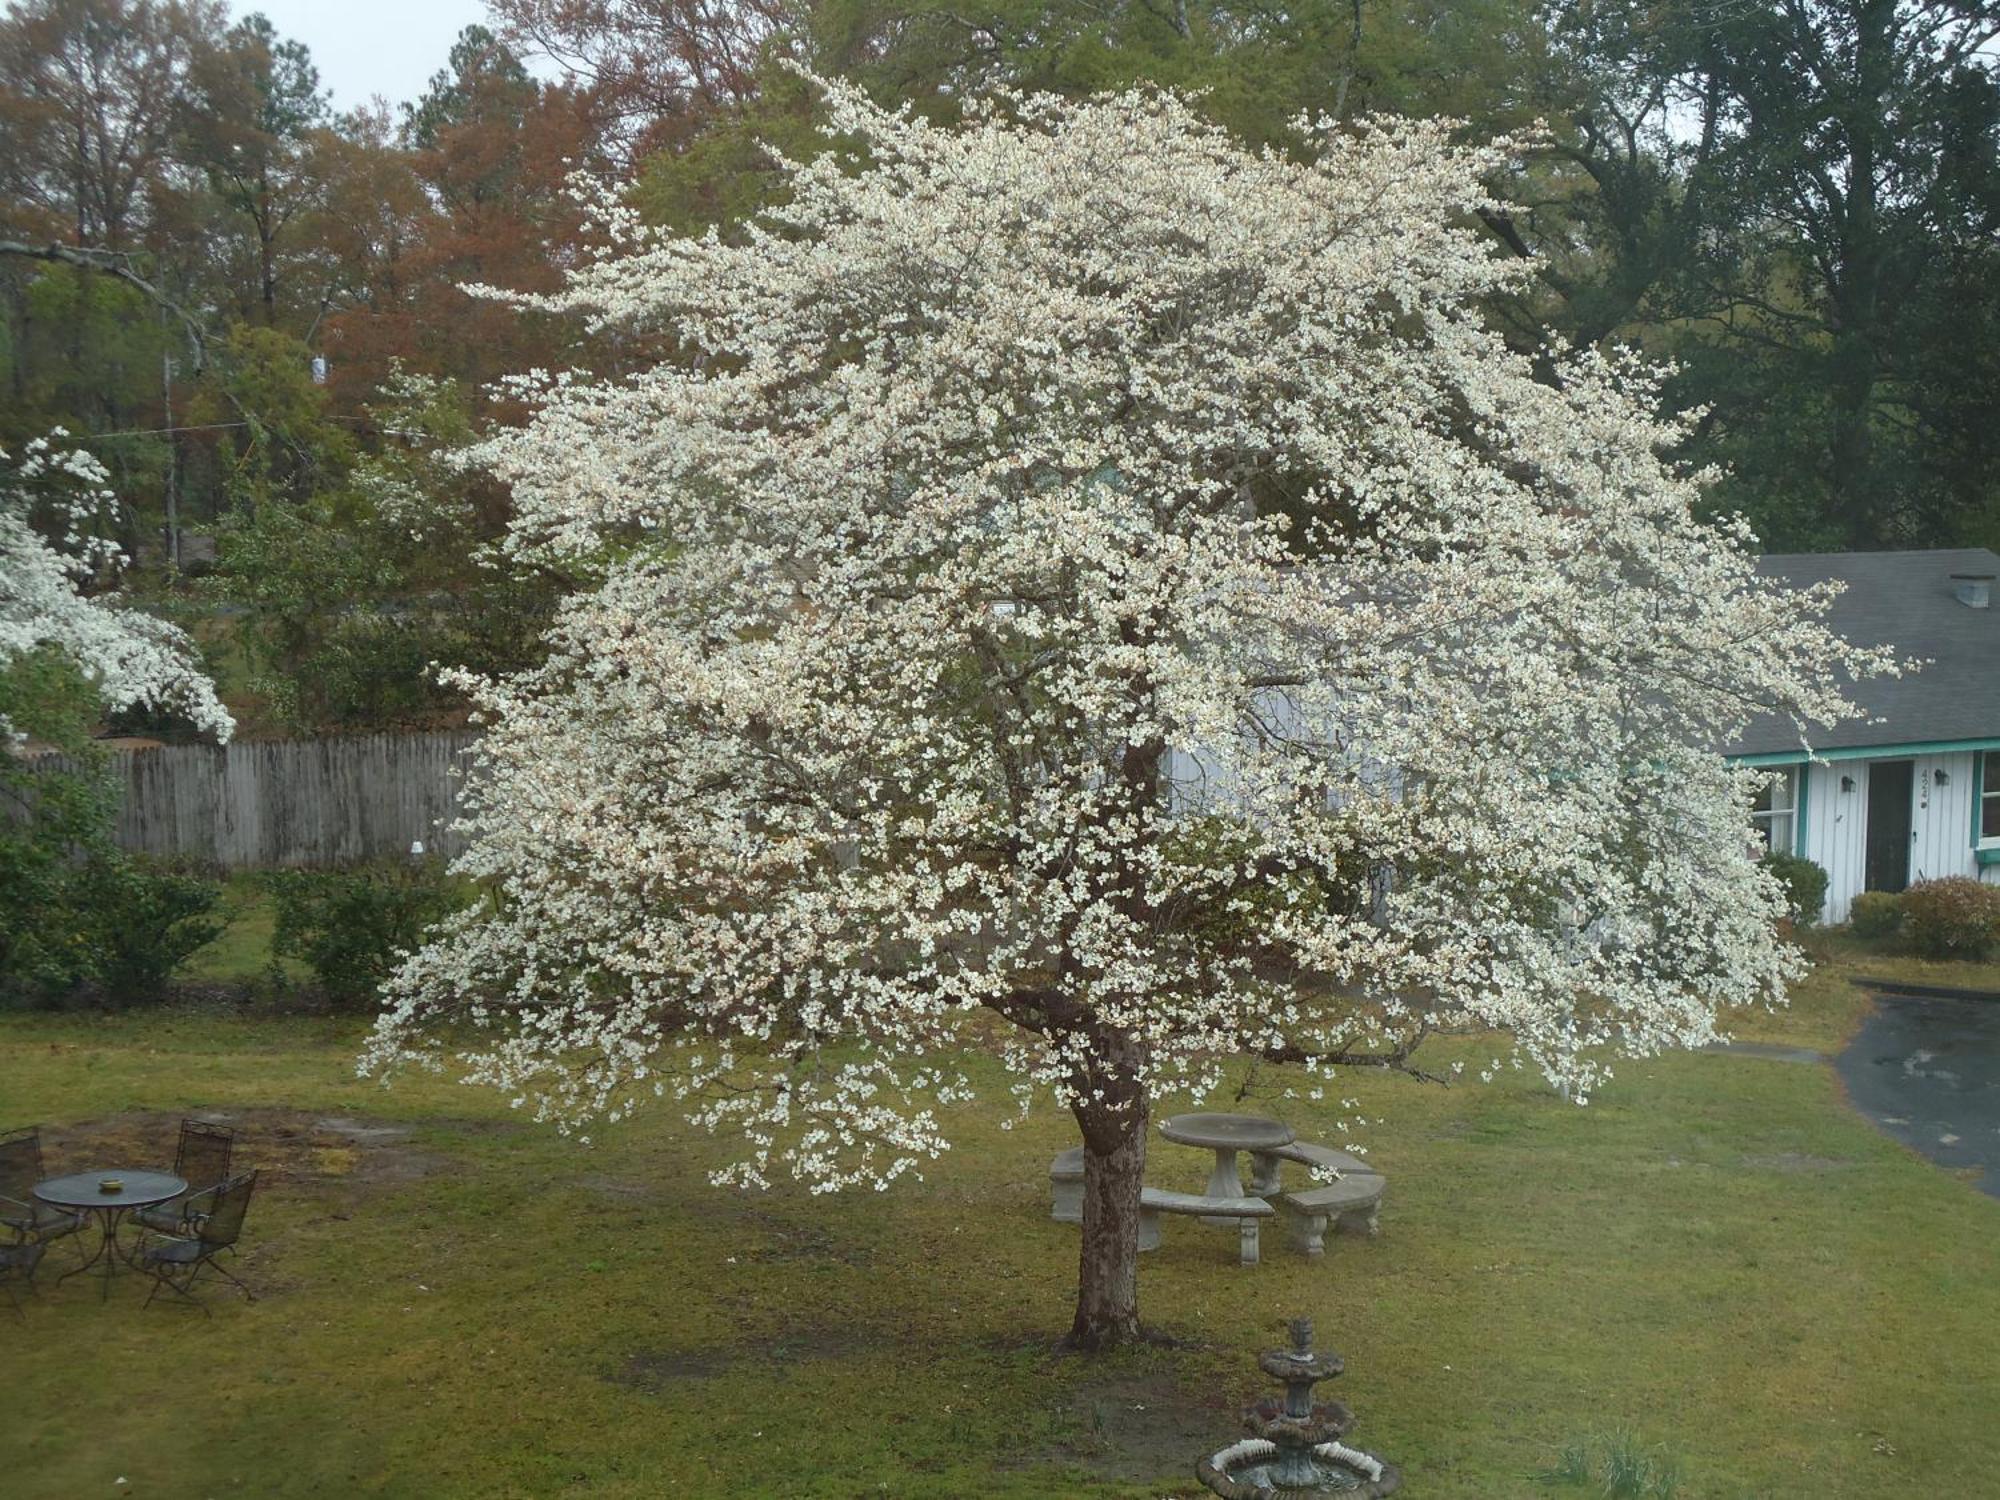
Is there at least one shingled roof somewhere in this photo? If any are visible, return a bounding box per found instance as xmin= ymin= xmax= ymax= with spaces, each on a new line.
xmin=1728 ymin=547 xmax=2000 ymax=758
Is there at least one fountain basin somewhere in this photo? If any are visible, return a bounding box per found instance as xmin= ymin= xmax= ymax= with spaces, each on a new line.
xmin=1197 ymin=1437 xmax=1401 ymax=1497
xmin=1245 ymin=1395 xmax=1353 ymax=1445
xmin=1259 ymin=1350 xmax=1344 ymax=1383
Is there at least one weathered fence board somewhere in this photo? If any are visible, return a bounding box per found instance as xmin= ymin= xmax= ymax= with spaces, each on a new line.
xmin=24 ymin=731 xmax=479 ymax=869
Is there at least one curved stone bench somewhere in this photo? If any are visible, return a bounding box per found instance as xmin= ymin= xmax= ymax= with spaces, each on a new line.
xmin=1252 ymin=1140 xmax=1382 ymax=1192
xmin=1049 ymin=1146 xmax=1086 ymax=1224
xmin=1141 ymin=1188 xmax=1274 ymax=1265
xmin=1049 ymin=1147 xmax=1274 ymax=1263
xmin=1277 ymin=1176 xmax=1385 ymax=1257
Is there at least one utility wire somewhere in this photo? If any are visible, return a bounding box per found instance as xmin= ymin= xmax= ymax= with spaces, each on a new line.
xmin=90 ymin=416 xmax=426 ymax=440
xmin=91 ymin=421 xmax=251 ymax=439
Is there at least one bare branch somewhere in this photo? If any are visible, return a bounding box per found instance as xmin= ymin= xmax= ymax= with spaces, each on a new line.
xmin=0 ymin=239 xmax=211 ymax=372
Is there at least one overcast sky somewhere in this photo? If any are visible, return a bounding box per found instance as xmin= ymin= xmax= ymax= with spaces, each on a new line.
xmin=243 ymin=0 xmax=502 ymax=114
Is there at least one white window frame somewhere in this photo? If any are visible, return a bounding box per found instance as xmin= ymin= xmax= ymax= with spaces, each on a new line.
xmin=1980 ymin=752 xmax=2000 ymax=848
xmin=1751 ymin=765 xmax=1800 ymax=856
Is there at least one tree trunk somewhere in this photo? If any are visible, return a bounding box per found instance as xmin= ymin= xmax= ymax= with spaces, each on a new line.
xmin=261 ymin=222 xmax=277 ymax=327
xmin=1828 ymin=332 xmax=1879 ymax=546
xmin=1828 ymin=0 xmax=1892 ymax=549
xmin=1067 ymin=1046 xmax=1148 ymax=1351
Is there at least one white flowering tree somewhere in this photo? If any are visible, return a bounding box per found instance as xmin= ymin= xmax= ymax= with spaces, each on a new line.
xmin=1 ymin=434 xmax=232 ymax=741
xmin=365 ymin=82 xmax=1885 ymax=1348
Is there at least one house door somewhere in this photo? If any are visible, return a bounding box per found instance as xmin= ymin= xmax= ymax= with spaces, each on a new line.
xmin=1864 ymin=760 xmax=1915 ymax=892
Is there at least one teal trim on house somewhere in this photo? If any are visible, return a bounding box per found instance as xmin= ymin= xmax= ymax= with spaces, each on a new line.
xmin=1794 ymin=764 xmax=1810 ymax=858
xmin=1731 ymin=737 xmax=2000 ymax=767
xmin=1975 ymin=751 xmax=1986 ymax=848
xmin=1978 ymin=846 xmax=2000 ymax=868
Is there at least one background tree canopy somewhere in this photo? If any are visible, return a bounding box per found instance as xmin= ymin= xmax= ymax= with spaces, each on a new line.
xmin=0 ymin=0 xmax=1994 ymax=733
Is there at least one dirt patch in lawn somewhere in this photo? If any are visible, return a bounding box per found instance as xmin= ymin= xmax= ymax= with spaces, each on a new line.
xmin=1028 ymin=1367 xmax=1234 ymax=1485
xmin=614 ymin=1320 xmax=888 ymax=1390
xmin=741 ymin=1209 xmax=875 ymax=1268
xmin=38 ymin=1107 xmax=456 ymax=1191
xmin=575 ymin=1174 xmax=663 ymax=1202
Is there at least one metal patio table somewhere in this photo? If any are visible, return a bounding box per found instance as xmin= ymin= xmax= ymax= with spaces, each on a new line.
xmin=1157 ymin=1113 xmax=1295 ymax=1224
xmin=35 ymin=1170 xmax=186 ymax=1299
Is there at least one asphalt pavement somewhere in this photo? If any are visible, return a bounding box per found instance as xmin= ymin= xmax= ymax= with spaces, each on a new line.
xmin=1837 ymin=992 xmax=2000 ymax=1199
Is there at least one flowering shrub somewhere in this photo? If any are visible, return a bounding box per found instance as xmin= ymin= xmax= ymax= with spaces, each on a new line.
xmin=1 ymin=433 xmax=233 ymax=742
xmin=2 ymin=435 xmax=230 ymax=1007
xmin=1899 ymin=878 xmax=2000 ymax=960
xmin=361 ymin=78 xmax=1889 ymax=1343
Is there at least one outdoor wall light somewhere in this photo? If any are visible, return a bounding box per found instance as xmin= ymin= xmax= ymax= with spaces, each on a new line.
xmin=1841 ymin=775 xmax=1856 ymax=793
xmin=1935 ymin=769 xmax=1951 ymax=787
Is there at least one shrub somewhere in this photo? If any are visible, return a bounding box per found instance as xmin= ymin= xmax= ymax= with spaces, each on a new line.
xmin=0 ymin=782 xmax=108 ymax=1000
xmin=0 ymin=650 xmax=225 ymax=1006
xmin=68 ymin=857 xmax=226 ymax=1004
xmin=1899 ymin=876 xmax=2000 ymax=960
xmin=1847 ymin=890 xmax=1905 ymax=941
xmin=1761 ymin=851 xmax=1829 ymax=926
xmin=267 ymin=860 xmax=467 ymax=1005
xmin=1 ymin=850 xmax=224 ymax=1007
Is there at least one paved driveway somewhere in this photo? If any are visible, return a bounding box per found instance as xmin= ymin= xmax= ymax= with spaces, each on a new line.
xmin=1837 ymin=993 xmax=2000 ymax=1198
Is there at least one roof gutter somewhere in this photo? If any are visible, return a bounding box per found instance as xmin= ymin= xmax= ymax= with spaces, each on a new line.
xmin=1730 ymin=735 xmax=2000 ymax=766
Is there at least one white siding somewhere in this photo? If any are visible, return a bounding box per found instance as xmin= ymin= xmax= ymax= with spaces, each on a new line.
xmin=1802 ymin=751 xmax=1986 ymax=922
xmin=1174 ymin=725 xmax=2000 ymax=926
xmin=1909 ymin=752 xmax=1980 ymax=887
xmin=1801 ymin=760 xmax=1866 ymax=923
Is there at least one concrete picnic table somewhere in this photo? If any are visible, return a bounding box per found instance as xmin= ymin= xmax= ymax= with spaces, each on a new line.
xmin=1052 ymin=1115 xmax=1385 ymax=1260
xmin=1157 ymin=1112 xmax=1295 ymax=1223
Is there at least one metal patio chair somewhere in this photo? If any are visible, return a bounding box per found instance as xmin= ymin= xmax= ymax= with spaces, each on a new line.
xmin=139 ymin=1169 xmax=259 ymax=1314
xmin=0 ymin=1239 xmax=45 ymax=1321
xmin=0 ymin=1125 xmax=85 ymax=1252
xmin=135 ymin=1120 xmax=236 ymax=1237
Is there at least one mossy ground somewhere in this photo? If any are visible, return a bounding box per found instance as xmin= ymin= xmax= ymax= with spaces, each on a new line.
xmin=4 ymin=933 xmax=1998 ymax=1497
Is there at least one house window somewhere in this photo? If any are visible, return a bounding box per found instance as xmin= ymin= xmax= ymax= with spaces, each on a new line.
xmin=1751 ymin=766 xmax=1800 ymax=854
xmin=1982 ymin=754 xmax=2000 ymax=845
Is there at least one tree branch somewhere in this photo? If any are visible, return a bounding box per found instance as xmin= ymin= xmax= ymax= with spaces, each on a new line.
xmin=1258 ymin=1023 xmax=1446 ymax=1083
xmin=0 ymin=240 xmax=211 ymax=372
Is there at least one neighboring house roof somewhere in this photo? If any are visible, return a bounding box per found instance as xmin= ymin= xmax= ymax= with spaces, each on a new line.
xmin=1728 ymin=547 xmax=2000 ymax=759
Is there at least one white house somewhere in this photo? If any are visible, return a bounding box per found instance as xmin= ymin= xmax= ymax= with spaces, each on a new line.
xmin=1731 ymin=548 xmax=2000 ymax=923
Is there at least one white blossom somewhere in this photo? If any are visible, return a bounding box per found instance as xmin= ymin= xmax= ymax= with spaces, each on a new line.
xmin=1 ymin=434 xmax=232 ymax=742
xmin=363 ymin=80 xmax=1886 ymax=1197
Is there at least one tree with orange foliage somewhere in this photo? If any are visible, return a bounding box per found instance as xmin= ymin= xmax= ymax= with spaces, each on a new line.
xmin=488 ymin=0 xmax=789 ymax=158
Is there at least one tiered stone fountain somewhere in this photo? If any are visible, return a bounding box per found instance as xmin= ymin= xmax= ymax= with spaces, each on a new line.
xmin=1196 ymin=1317 xmax=1399 ymax=1497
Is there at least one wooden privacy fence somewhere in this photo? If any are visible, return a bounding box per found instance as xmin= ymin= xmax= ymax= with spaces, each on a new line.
xmin=25 ymin=731 xmax=479 ymax=869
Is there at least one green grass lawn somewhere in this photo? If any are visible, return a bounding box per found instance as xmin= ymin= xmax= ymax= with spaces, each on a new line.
xmin=179 ymin=874 xmax=319 ymax=989
xmin=4 ymin=941 xmax=1998 ymax=1498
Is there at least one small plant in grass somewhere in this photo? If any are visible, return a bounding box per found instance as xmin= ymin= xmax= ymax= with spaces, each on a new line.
xmin=1847 ymin=890 xmax=1906 ymax=942
xmin=1899 ymin=877 xmax=2000 ymax=960
xmin=1535 ymin=1438 xmax=1594 ymax=1486
xmin=266 ymin=861 xmax=468 ymax=1007
xmin=1535 ymin=1429 xmax=1682 ymax=1497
